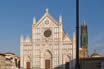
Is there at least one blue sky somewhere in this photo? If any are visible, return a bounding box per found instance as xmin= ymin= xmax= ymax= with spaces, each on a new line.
xmin=0 ymin=0 xmax=104 ymax=56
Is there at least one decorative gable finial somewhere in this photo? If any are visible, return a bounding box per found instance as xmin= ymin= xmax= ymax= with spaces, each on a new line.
xmin=59 ymin=16 xmax=62 ymax=24
xmin=46 ymin=8 xmax=48 ymax=13
xmin=33 ymin=16 xmax=36 ymax=24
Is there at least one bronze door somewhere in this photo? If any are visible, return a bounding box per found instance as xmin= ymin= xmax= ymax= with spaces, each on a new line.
xmin=26 ymin=62 xmax=30 ymax=69
xmin=45 ymin=60 xmax=50 ymax=69
xmin=65 ymin=62 xmax=70 ymax=69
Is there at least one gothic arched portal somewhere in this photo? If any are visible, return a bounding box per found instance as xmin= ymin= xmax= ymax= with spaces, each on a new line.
xmin=26 ymin=62 xmax=30 ymax=69
xmin=45 ymin=50 xmax=52 ymax=69
xmin=25 ymin=56 xmax=31 ymax=69
xmin=41 ymin=50 xmax=52 ymax=69
xmin=63 ymin=55 xmax=71 ymax=69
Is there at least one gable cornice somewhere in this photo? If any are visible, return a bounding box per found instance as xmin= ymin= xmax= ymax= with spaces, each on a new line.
xmin=35 ymin=12 xmax=59 ymax=27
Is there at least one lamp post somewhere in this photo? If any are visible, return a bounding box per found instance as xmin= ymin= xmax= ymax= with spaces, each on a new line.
xmin=76 ymin=0 xmax=80 ymax=69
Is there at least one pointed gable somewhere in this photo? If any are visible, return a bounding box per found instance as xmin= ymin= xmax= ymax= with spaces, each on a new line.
xmin=35 ymin=9 xmax=59 ymax=27
xmin=25 ymin=36 xmax=31 ymax=42
xmin=62 ymin=30 xmax=72 ymax=42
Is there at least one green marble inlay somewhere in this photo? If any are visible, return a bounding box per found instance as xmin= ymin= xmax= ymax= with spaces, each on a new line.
xmin=82 ymin=34 xmax=88 ymax=47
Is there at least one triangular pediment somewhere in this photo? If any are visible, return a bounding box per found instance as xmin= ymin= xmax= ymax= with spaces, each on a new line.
xmin=62 ymin=30 xmax=72 ymax=42
xmin=35 ymin=12 xmax=59 ymax=27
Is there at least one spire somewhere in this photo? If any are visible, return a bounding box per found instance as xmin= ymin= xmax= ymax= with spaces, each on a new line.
xmin=33 ymin=16 xmax=36 ymax=24
xmin=46 ymin=8 xmax=48 ymax=13
xmin=59 ymin=16 xmax=62 ymax=24
xmin=20 ymin=35 xmax=24 ymax=42
xmin=83 ymin=19 xmax=86 ymax=26
xmin=73 ymin=32 xmax=75 ymax=40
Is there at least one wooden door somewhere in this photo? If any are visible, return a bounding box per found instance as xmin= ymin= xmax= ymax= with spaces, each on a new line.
xmin=26 ymin=62 xmax=30 ymax=69
xmin=65 ymin=62 xmax=70 ymax=69
xmin=45 ymin=60 xmax=50 ymax=69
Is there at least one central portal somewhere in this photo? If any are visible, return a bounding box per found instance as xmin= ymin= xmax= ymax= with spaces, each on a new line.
xmin=45 ymin=60 xmax=50 ymax=69
xmin=26 ymin=62 xmax=30 ymax=69
xmin=43 ymin=50 xmax=52 ymax=69
xmin=65 ymin=62 xmax=70 ymax=69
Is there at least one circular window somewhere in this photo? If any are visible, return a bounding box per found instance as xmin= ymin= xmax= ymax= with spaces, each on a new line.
xmin=44 ymin=29 xmax=52 ymax=37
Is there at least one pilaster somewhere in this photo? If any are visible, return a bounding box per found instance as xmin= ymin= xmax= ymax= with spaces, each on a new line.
xmin=20 ymin=35 xmax=24 ymax=68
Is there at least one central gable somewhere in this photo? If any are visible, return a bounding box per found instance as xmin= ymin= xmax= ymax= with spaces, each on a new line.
xmin=35 ymin=10 xmax=59 ymax=28
xmin=32 ymin=9 xmax=73 ymax=42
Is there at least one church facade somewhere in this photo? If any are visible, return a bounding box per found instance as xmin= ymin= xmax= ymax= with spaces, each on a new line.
xmin=20 ymin=9 xmax=76 ymax=69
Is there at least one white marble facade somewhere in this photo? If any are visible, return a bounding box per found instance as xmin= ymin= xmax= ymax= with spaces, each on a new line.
xmin=20 ymin=9 xmax=76 ymax=69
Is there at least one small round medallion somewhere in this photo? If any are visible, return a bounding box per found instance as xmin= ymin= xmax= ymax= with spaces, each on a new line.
xmin=45 ymin=20 xmax=49 ymax=25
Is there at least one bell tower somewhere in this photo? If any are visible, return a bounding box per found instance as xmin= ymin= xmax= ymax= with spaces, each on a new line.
xmin=80 ymin=20 xmax=88 ymax=58
xmin=81 ymin=20 xmax=88 ymax=48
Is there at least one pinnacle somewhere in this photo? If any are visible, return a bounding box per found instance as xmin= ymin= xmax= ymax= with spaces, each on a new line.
xmin=33 ymin=16 xmax=36 ymax=24
xmin=83 ymin=19 xmax=86 ymax=26
xmin=59 ymin=16 xmax=62 ymax=24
